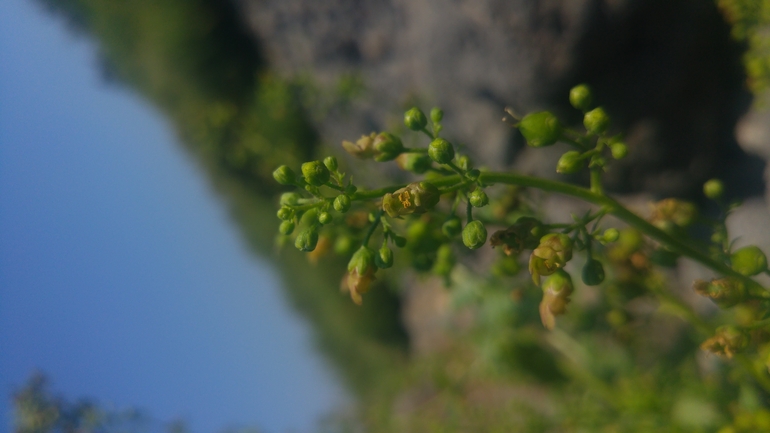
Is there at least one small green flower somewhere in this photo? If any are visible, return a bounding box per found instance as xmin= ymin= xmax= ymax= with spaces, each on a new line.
xmin=279 ymin=220 xmax=295 ymax=235
xmin=301 ymin=161 xmax=331 ymax=186
xmin=462 ymin=220 xmax=488 ymax=250
xmin=333 ymin=195 xmax=352 ymax=213
xmin=323 ymin=156 xmax=338 ymax=172
xmin=518 ymin=111 xmax=562 ymax=147
xmin=382 ymin=182 xmax=441 ymax=218
xmin=428 ymin=138 xmax=455 ymax=164
xmin=583 ymin=107 xmax=610 ymax=134
xmin=295 ymin=228 xmax=319 ymax=252
xmin=610 ymin=142 xmax=628 ymax=159
xmin=404 ymin=107 xmax=428 ymax=131
xmin=273 ymin=165 xmax=296 ymax=185
xmin=318 ymin=212 xmax=333 ymax=225
xmin=376 ymin=245 xmax=394 ymax=269
xmin=469 ymin=189 xmax=489 ymax=207
xmin=569 ymin=84 xmax=593 ymax=111
xmin=703 ymin=178 xmax=724 ymax=200
xmin=731 ymin=246 xmax=768 ymax=276
xmin=556 ymin=151 xmax=584 ymax=174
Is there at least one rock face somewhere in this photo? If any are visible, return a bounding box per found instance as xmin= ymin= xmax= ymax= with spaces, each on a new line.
xmin=236 ymin=0 xmax=764 ymax=199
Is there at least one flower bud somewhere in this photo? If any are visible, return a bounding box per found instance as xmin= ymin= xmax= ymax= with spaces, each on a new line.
xmin=432 ymin=244 xmax=456 ymax=277
xmin=397 ymin=153 xmax=432 ymax=174
xmin=373 ymin=132 xmax=405 ymax=162
xmin=693 ymin=277 xmax=746 ymax=308
xmin=490 ymin=216 xmax=544 ymax=256
xmin=279 ymin=220 xmax=295 ymax=235
xmin=280 ymin=192 xmax=300 ymax=206
xmin=273 ymin=165 xmax=296 ymax=185
xmin=518 ymin=111 xmax=562 ymax=147
xmin=346 ymin=246 xmax=377 ymax=305
xmin=404 ymin=107 xmax=428 ymax=131
xmin=602 ymin=228 xmax=619 ymax=243
xmin=323 ymin=156 xmax=338 ymax=172
xmin=581 ymin=259 xmax=605 ymax=286
xmin=442 ymin=216 xmax=462 ymax=238
xmin=376 ymin=245 xmax=394 ymax=269
xmin=583 ymin=107 xmax=610 ymax=135
xmin=295 ymin=227 xmax=319 ymax=252
xmin=610 ymin=142 xmax=628 ymax=159
xmin=731 ymin=246 xmax=768 ymax=276
xmin=430 ymin=107 xmax=444 ymax=123
xmin=277 ymin=207 xmax=295 ymax=221
xmin=301 ymin=161 xmax=331 ymax=186
xmin=318 ymin=212 xmax=333 ymax=225
xmin=457 ymin=155 xmax=472 ymax=171
xmin=701 ymin=326 xmax=748 ymax=358
xmin=428 ymin=138 xmax=455 ymax=164
xmin=462 ymin=220 xmax=488 ymax=250
xmin=569 ymin=84 xmax=593 ymax=111
xmin=469 ymin=189 xmax=489 ymax=207
xmin=342 ymin=133 xmax=377 ymax=159
xmin=382 ymin=182 xmax=441 ymax=218
xmin=556 ymin=151 xmax=584 ymax=174
xmin=529 ymin=233 xmax=573 ymax=285
xmin=333 ymin=195 xmax=352 ymax=213
xmin=539 ymin=270 xmax=574 ymax=330
xmin=703 ymin=179 xmax=724 ymax=200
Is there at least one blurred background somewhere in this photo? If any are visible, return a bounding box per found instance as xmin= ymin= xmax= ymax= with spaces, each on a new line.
xmin=1 ymin=0 xmax=770 ymax=432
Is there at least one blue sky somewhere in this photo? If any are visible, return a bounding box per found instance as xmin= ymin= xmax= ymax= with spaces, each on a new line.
xmin=0 ymin=0 xmax=346 ymax=431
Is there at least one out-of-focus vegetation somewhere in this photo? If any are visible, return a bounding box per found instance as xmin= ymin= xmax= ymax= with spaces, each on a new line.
xmin=18 ymin=0 xmax=770 ymax=432
xmin=719 ymin=0 xmax=770 ymax=102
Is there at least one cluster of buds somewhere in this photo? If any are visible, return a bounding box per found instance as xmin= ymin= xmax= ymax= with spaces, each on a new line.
xmin=701 ymin=326 xmax=749 ymax=358
xmin=529 ymin=233 xmax=573 ymax=285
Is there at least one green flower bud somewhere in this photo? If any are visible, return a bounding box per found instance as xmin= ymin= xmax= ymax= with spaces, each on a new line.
xmin=610 ymin=142 xmax=628 ymax=159
xmin=569 ymin=84 xmax=593 ymax=111
xmin=442 ymin=216 xmax=463 ymax=238
xmin=556 ymin=150 xmax=584 ymax=174
xmin=693 ymin=277 xmax=746 ymax=308
xmin=279 ymin=192 xmax=300 ymax=206
xmin=581 ymin=259 xmax=605 ymax=286
xmin=277 ymin=207 xmax=295 ymax=221
xmin=731 ymin=246 xmax=768 ymax=276
xmin=373 ymin=132 xmax=405 ymax=162
xmin=318 ymin=212 xmax=333 ymax=225
xmin=301 ymin=161 xmax=331 ymax=186
xmin=393 ymin=235 xmax=407 ymax=248
xmin=382 ymin=182 xmax=441 ymax=218
xmin=428 ymin=138 xmax=455 ymax=164
xmin=529 ymin=233 xmax=573 ymax=285
xmin=583 ymin=107 xmax=610 ymax=135
xmin=539 ymin=269 xmax=574 ymax=330
xmin=518 ymin=111 xmax=562 ymax=147
xmin=469 ymin=189 xmax=489 ymax=207
xmin=404 ymin=107 xmax=428 ymax=131
xmin=490 ymin=216 xmax=544 ymax=256
xmin=342 ymin=133 xmax=377 ymax=159
xmin=397 ymin=153 xmax=432 ymax=174
xmin=703 ymin=178 xmax=725 ymax=200
xmin=602 ymin=228 xmax=620 ymax=243
xmin=701 ymin=325 xmax=748 ymax=358
xmin=279 ymin=220 xmax=295 ymax=235
xmin=273 ymin=165 xmax=296 ymax=185
xmin=295 ymin=228 xmax=319 ymax=252
xmin=430 ymin=107 xmax=444 ymax=123
xmin=376 ymin=245 xmax=394 ymax=269
xmin=462 ymin=220 xmax=487 ymax=250
xmin=333 ymin=195 xmax=352 ymax=213
xmin=432 ymin=244 xmax=456 ymax=277
xmin=457 ymin=155 xmax=472 ymax=171
xmin=323 ymin=156 xmax=338 ymax=172
xmin=334 ymin=236 xmax=354 ymax=255
xmin=346 ymin=246 xmax=377 ymax=305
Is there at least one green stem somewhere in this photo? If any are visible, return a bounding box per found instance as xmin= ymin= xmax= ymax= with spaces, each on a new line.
xmin=590 ymin=169 xmax=603 ymax=195
xmin=362 ymin=210 xmax=383 ymax=247
xmin=403 ymin=147 xmax=428 ymax=154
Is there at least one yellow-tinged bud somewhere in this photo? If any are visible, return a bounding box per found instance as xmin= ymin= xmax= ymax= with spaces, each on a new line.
xmin=610 ymin=142 xmax=628 ymax=159
xmin=346 ymin=246 xmax=377 ymax=305
xmin=529 ymin=233 xmax=573 ymax=285
xmin=703 ymin=178 xmax=724 ymax=199
xmin=273 ymin=165 xmax=296 ymax=185
xmin=731 ymin=246 xmax=768 ymax=276
xmin=583 ymin=107 xmax=610 ymax=135
xmin=539 ymin=270 xmax=574 ymax=330
xmin=342 ymin=133 xmax=377 ymax=159
xmin=701 ymin=326 xmax=748 ymax=358
xmin=569 ymin=84 xmax=593 ymax=111
xmin=518 ymin=111 xmax=562 ymax=147
xmin=382 ymin=182 xmax=440 ymax=218
xmin=693 ymin=277 xmax=746 ymax=308
xmin=372 ymin=132 xmax=405 ymax=161
xmin=469 ymin=189 xmax=489 ymax=207
xmin=333 ymin=195 xmax=352 ymax=213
